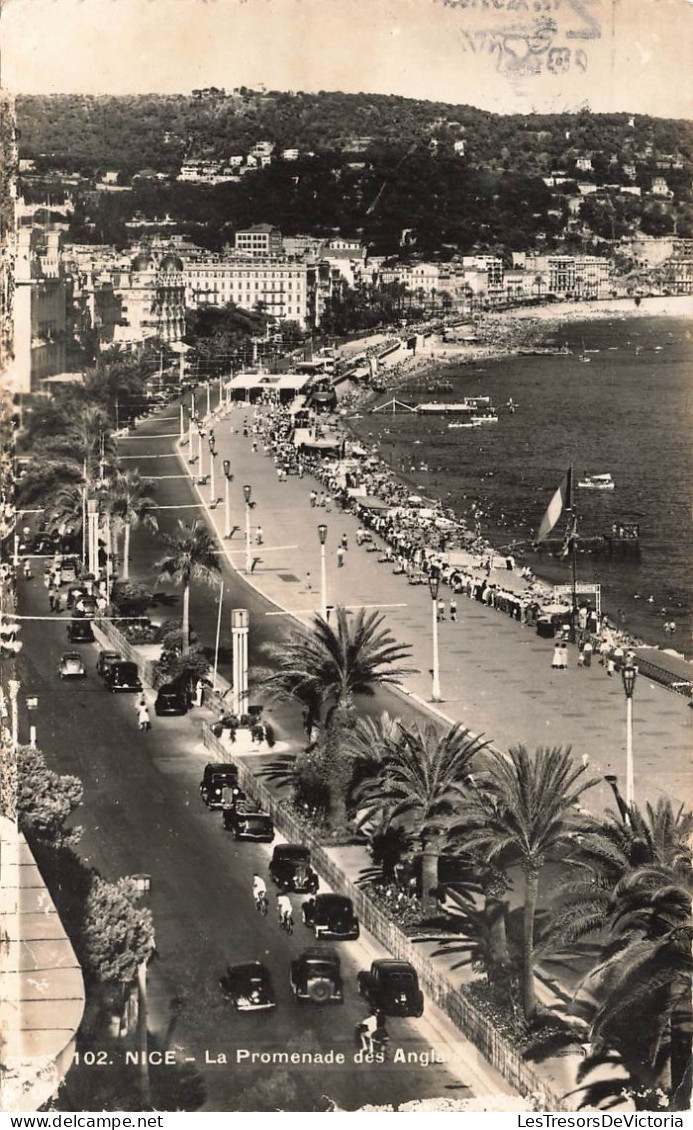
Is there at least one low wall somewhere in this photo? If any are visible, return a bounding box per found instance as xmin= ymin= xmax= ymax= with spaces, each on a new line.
xmin=201 ymin=722 xmax=566 ymax=1110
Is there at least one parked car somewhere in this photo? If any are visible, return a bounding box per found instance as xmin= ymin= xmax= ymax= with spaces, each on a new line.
xmin=357 ymin=960 xmax=424 ymax=1018
xmin=269 ymin=845 xmax=319 ymax=894
xmin=301 ymin=894 xmax=360 ymax=941
xmin=220 ymin=962 xmax=276 ymax=1011
xmin=222 ymin=798 xmax=275 ymax=842
xmin=58 ymin=652 xmax=87 ymax=679
xmin=154 ymin=683 xmax=188 ymax=716
xmin=60 ymin=557 xmax=79 ymax=584
xmin=104 ymin=660 xmax=142 ymax=693
xmin=290 ymin=948 xmax=344 ymax=1004
xmin=199 ymin=762 xmax=239 ymax=808
xmin=67 ymin=619 xmax=95 ymax=643
xmin=96 ymin=650 xmax=123 ymax=679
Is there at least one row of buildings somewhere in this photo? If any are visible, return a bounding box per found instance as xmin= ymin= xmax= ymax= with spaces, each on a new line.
xmin=8 ymin=213 xmax=693 ymax=394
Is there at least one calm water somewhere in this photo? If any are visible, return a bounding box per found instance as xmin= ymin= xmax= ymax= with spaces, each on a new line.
xmin=351 ymin=316 xmax=693 ymax=654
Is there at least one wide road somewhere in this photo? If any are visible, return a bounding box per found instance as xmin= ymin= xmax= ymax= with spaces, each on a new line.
xmin=13 ymin=396 xmax=502 ymax=1112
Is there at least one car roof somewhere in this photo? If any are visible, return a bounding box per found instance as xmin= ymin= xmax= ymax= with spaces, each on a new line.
xmin=99 ymin=650 xmax=121 ymax=658
xmin=300 ymin=947 xmax=340 ymax=963
xmin=315 ymin=893 xmax=352 ymax=908
xmin=204 ymin=762 xmax=237 ymax=774
xmin=159 ymin=683 xmax=185 ymax=694
xmin=62 ymin=652 xmax=82 ymax=660
xmin=275 ymin=844 xmax=310 ymax=857
xmin=229 ymin=961 xmax=270 ymax=977
xmin=374 ymin=960 xmax=416 ymax=973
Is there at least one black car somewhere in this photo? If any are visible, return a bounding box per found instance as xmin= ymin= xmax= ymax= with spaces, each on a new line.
xmin=67 ymin=619 xmax=95 ymax=643
xmin=220 ymin=962 xmax=276 ymax=1011
xmin=154 ymin=683 xmax=188 ymax=716
xmin=269 ymin=845 xmax=319 ymax=894
xmin=199 ymin=762 xmax=239 ymax=808
xmin=222 ymin=801 xmax=275 ymax=842
xmin=301 ymin=894 xmax=360 ymax=941
xmin=104 ymin=660 xmax=142 ymax=693
xmin=357 ymin=959 xmax=424 ymax=1018
xmin=96 ymin=650 xmax=123 ymax=679
xmin=290 ymin=948 xmax=344 ymax=1004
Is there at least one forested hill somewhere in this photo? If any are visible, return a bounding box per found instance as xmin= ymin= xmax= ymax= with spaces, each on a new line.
xmin=16 ymin=89 xmax=693 ymax=175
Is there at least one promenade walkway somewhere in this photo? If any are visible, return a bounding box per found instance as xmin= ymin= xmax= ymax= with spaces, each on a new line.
xmin=182 ymin=403 xmax=691 ymax=819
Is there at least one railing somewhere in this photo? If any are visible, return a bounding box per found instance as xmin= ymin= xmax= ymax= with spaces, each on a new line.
xmin=201 ymin=721 xmax=567 ymax=1110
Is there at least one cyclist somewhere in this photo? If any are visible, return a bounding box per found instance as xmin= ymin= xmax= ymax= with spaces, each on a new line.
xmin=252 ymin=874 xmax=267 ymax=910
xmin=359 ymin=1010 xmax=386 ymax=1055
xmin=276 ymin=892 xmax=293 ymax=928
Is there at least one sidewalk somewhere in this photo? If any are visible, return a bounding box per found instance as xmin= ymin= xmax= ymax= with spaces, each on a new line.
xmin=181 ymin=402 xmax=691 ymax=819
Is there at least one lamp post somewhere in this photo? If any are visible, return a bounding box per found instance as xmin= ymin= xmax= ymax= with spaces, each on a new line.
xmin=317 ymin=523 xmax=328 ymax=619
xmin=604 ymin=775 xmax=630 ymax=824
xmin=187 ymin=409 xmax=194 ymax=461
xmin=206 ymin=381 xmax=211 ymax=418
xmin=428 ymin=569 xmax=442 ymax=702
xmin=8 ymin=678 xmax=20 ymax=749
xmin=243 ymin=484 xmax=252 ymax=574
xmin=197 ymin=425 xmax=206 ymax=480
xmin=87 ymin=498 xmax=98 ymax=577
xmin=179 ymin=401 xmax=185 ymax=442
xmin=208 ymin=435 xmax=217 ymax=503
xmin=222 ymin=459 xmax=234 ymax=538
xmin=621 ymin=661 xmax=638 ymax=809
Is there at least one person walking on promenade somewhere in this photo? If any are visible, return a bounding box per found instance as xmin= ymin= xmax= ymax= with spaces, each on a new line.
xmin=450 ymin=598 xmax=457 ymax=622
xmin=341 ymin=534 xmax=348 ymax=551
xmin=558 ymin=643 xmax=568 ymax=669
xmin=582 ymin=638 xmax=593 ymax=667
xmin=356 ymin=527 xmax=364 ymax=547
xmin=336 ymin=546 xmax=345 ymax=568
xmin=54 ymin=592 xmax=62 ymax=614
xmin=552 ymin=641 xmax=562 ymax=670
xmin=256 ymin=525 xmax=264 ymax=546
xmin=48 ymin=587 xmax=55 ymax=612
xmin=437 ymin=598 xmax=445 ymax=622
xmin=310 ymin=490 xmax=317 ymax=508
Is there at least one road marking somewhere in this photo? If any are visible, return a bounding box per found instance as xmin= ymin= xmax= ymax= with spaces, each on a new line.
xmin=224 ymin=544 xmax=299 ymax=555
xmin=147 ymin=475 xmax=191 ymax=480
xmin=150 ymin=503 xmax=205 ymax=510
xmin=265 ymin=603 xmax=408 ymax=615
xmin=118 ymin=453 xmax=180 ymax=459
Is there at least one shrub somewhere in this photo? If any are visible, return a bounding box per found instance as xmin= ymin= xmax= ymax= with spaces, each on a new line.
xmin=17 ymin=745 xmax=83 ymax=845
xmin=110 ymin=581 xmax=153 ymax=619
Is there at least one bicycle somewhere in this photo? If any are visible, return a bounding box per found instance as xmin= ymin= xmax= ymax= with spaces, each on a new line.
xmin=254 ymin=891 xmax=269 ymax=916
xmin=278 ymin=910 xmax=294 ymax=935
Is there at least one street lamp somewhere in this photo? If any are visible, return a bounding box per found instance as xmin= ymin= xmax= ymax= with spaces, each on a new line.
xmin=243 ymin=484 xmax=252 ymax=574
xmin=317 ymin=523 xmax=328 ymax=619
xmin=222 ymin=459 xmax=234 ymax=538
xmin=428 ymin=568 xmax=442 ymax=702
xmin=604 ymin=775 xmax=630 ymax=824
xmin=208 ymin=435 xmax=217 ymax=503
xmin=621 ymin=661 xmax=638 ymax=809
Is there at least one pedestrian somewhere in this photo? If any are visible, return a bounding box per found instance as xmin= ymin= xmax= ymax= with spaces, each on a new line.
xmin=450 ymin=599 xmax=457 ymax=622
xmin=48 ymin=588 xmax=55 ymax=612
xmin=559 ymin=643 xmax=568 ymax=669
xmin=252 ymin=440 xmax=258 ymax=453
xmin=256 ymin=525 xmax=264 ymax=546
xmin=306 ymin=571 xmax=312 ymax=591
xmin=53 ymin=592 xmax=62 ymax=614
xmin=309 ymin=490 xmax=317 ymax=508
xmin=606 ymin=656 xmax=615 ymax=677
xmin=577 ymin=647 xmax=585 ymax=668
xmin=356 ymin=527 xmax=364 ymax=546
xmin=341 ymin=533 xmax=348 ymax=551
xmin=582 ymin=639 xmax=593 ymax=667
xmin=137 ymin=698 xmax=150 ymax=731
xmin=336 ymin=546 xmax=345 ymax=568
xmin=551 ymin=641 xmax=562 ymax=669
xmin=437 ymin=598 xmax=445 ymax=622
xmin=23 ymin=559 xmax=32 ymax=579
xmin=193 ymin=679 xmax=204 ymax=707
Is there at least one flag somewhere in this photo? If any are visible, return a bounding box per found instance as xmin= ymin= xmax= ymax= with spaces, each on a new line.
xmin=537 ymin=469 xmax=572 ymax=543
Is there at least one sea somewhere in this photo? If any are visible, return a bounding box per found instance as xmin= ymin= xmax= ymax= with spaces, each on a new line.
xmin=349 ymin=316 xmax=693 ymax=656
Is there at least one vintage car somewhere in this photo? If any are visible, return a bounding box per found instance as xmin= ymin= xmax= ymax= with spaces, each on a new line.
xmin=66 ymin=619 xmax=95 ymax=643
xmin=58 ymin=652 xmax=87 ymax=679
xmin=219 ymin=962 xmax=276 ymax=1011
xmin=357 ymin=960 xmax=424 ymax=1018
xmin=268 ymin=844 xmax=319 ymax=894
xmin=301 ymin=894 xmax=360 ymax=941
xmin=199 ymin=763 xmax=239 ymax=808
xmin=154 ymin=683 xmax=188 ymax=716
xmin=290 ymin=948 xmax=344 ymax=1005
xmin=96 ymin=650 xmax=123 ymax=680
xmin=222 ymin=798 xmax=275 ymax=842
xmin=104 ymin=660 xmax=142 ymax=693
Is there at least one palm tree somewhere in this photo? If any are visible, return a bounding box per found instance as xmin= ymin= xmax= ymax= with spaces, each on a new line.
xmin=42 ymin=482 xmax=86 ymax=546
xmin=109 ymin=469 xmax=158 ymax=580
xmin=546 ymin=799 xmax=693 ymax=951
xmin=574 ymin=854 xmax=693 ymax=1110
xmin=445 ymin=745 xmax=598 ymax=1020
xmin=254 ymin=607 xmax=414 ymax=827
xmin=351 ymin=717 xmax=488 ymax=914
xmin=155 ymin=520 xmax=220 ymax=654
